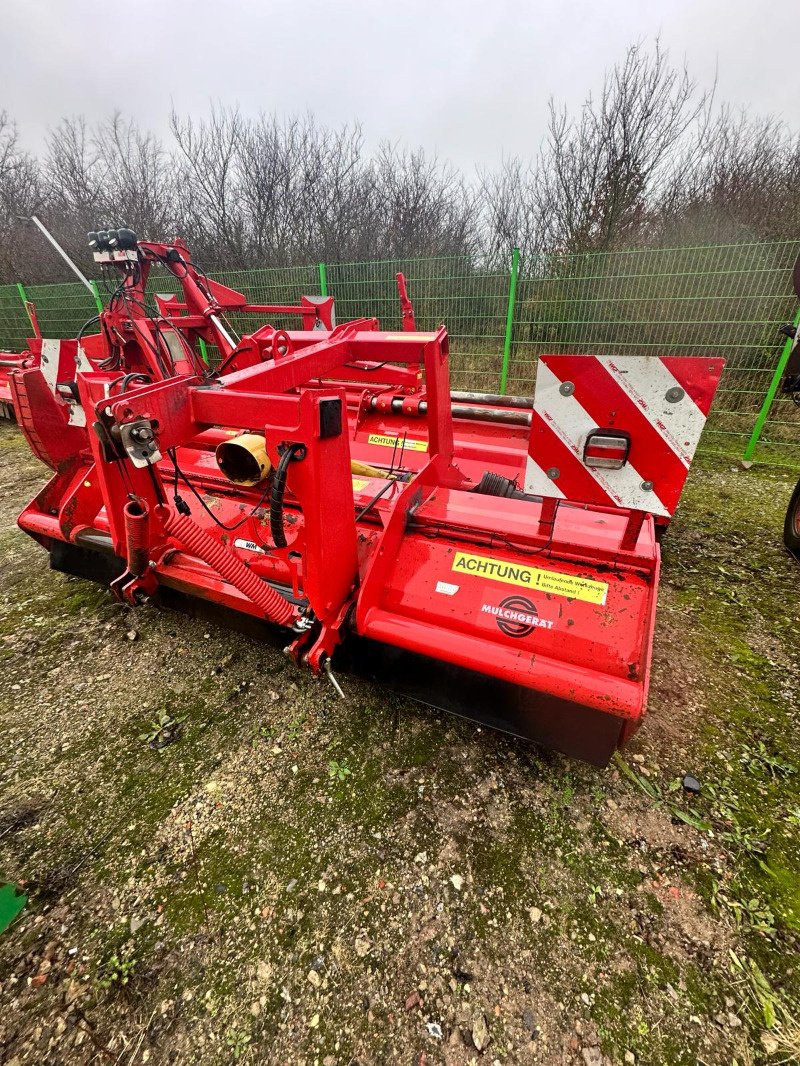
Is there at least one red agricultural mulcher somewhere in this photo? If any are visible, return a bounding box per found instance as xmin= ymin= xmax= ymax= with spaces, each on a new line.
xmin=10 ymin=230 xmax=724 ymax=765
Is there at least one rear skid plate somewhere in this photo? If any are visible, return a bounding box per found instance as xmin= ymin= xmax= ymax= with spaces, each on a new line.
xmin=49 ymin=541 xmax=626 ymax=765
xmin=342 ymin=638 xmax=624 ymax=766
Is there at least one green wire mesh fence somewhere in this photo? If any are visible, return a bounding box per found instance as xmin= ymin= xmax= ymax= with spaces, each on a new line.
xmin=1 ymin=239 xmax=798 ymax=458
xmin=514 ymin=242 xmax=800 ymax=452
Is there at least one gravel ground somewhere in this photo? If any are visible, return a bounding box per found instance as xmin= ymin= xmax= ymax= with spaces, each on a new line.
xmin=1 ymin=421 xmax=799 ymax=1065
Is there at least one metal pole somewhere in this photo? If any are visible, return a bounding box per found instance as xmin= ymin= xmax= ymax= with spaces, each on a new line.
xmin=89 ymin=280 xmax=104 ymax=316
xmin=21 ymin=216 xmax=96 ymax=295
xmin=319 ymin=262 xmax=328 ymax=297
xmin=451 ymin=389 xmax=534 ymax=409
xmin=500 ymin=247 xmax=520 ymax=396
xmin=743 ymin=305 xmax=800 ymax=462
xmin=16 ymin=282 xmax=35 ymax=331
xmin=209 ymin=312 xmax=236 ymax=352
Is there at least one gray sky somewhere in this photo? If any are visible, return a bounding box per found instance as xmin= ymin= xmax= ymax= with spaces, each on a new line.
xmin=2 ymin=0 xmax=797 ymax=171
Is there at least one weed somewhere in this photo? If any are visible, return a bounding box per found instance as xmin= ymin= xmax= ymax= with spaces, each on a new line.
xmin=713 ymin=885 xmax=776 ymax=937
xmin=287 ymin=712 xmax=307 ymax=743
xmin=225 ymin=1027 xmax=252 ymax=1060
xmin=614 ymin=754 xmax=711 ymax=830
xmin=740 ymin=741 xmax=797 ymax=779
xmin=139 ymin=709 xmax=186 ymax=750
xmin=96 ymin=949 xmax=138 ymax=990
xmin=328 ymin=759 xmax=352 ymax=782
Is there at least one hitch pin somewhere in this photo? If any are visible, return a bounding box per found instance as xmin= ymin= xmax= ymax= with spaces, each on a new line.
xmin=323 ymin=658 xmax=345 ymax=700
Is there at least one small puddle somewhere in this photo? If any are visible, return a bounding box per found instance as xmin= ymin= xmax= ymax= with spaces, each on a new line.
xmin=0 ymin=883 xmax=27 ymax=934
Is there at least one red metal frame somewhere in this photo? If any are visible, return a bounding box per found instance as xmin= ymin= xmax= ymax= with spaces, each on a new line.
xmin=10 ymin=235 xmax=720 ymax=764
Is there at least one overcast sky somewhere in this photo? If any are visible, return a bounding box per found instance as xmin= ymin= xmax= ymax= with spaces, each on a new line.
xmin=1 ymin=0 xmax=797 ymax=171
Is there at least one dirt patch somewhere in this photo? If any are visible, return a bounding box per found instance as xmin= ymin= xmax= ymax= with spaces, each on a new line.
xmin=0 ymin=425 xmax=799 ymax=1065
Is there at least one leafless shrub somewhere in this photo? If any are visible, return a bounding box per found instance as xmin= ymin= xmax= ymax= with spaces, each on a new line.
xmin=0 ymin=111 xmax=42 ymax=281
xmin=534 ymin=40 xmax=712 ymax=254
xmin=654 ymin=108 xmax=800 ymax=244
xmin=365 ymin=142 xmax=479 ymax=260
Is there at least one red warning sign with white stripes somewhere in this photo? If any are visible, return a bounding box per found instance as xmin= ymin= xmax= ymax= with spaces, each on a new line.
xmin=526 ymin=355 xmax=724 ymax=518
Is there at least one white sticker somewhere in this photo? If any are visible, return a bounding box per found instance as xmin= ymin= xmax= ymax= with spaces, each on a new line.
xmin=234 ymin=538 xmax=266 ymax=555
xmin=435 ymin=581 xmax=460 ymax=596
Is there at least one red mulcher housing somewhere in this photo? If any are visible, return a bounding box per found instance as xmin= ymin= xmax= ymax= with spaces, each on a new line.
xmin=10 ymin=231 xmax=723 ymax=765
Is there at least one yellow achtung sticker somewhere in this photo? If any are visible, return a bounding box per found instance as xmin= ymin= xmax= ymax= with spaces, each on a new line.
xmin=367 ymin=433 xmax=427 ymax=452
xmin=451 ymin=551 xmax=608 ymax=605
xmin=384 ymin=332 xmax=436 ymax=341
xmin=351 ymin=478 xmax=369 ymax=491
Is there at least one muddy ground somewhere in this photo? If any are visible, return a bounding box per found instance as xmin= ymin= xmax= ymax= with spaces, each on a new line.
xmin=1 ymin=420 xmax=799 ymax=1065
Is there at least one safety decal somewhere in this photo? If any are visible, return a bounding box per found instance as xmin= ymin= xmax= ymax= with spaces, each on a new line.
xmin=435 ymin=580 xmax=460 ymax=596
xmin=234 ymin=538 xmax=266 ymax=555
xmin=367 ymin=433 xmax=427 ymax=452
xmin=481 ymin=596 xmax=554 ymax=637
xmin=526 ymin=354 xmax=724 ymax=517
xmin=451 ymin=550 xmax=608 ymax=605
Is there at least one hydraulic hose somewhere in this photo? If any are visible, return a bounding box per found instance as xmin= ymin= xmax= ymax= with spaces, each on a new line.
xmin=160 ymin=506 xmax=295 ymax=626
xmin=270 ymin=443 xmax=305 ymax=549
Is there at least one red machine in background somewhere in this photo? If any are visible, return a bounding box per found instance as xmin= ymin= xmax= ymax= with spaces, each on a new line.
xmin=0 ymin=352 xmax=28 ymax=419
xmin=11 ymin=230 xmax=723 ymax=765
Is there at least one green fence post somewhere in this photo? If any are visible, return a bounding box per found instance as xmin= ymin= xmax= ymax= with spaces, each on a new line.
xmin=500 ymin=247 xmax=520 ymax=395
xmin=318 ymin=262 xmax=328 ymax=297
xmin=89 ymin=280 xmax=104 ymax=316
xmin=16 ymin=282 xmax=35 ymax=332
xmin=743 ymin=305 xmax=800 ymax=462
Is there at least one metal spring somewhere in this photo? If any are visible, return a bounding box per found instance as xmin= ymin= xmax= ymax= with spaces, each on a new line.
xmin=162 ymin=508 xmax=295 ymax=626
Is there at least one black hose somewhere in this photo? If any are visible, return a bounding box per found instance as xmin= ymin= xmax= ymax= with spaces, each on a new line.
xmin=473 ymin=470 xmax=539 ymax=502
xmin=270 ymin=443 xmax=305 ymax=548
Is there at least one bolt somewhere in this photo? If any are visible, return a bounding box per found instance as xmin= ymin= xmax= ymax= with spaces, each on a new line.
xmin=641 ymin=480 xmax=654 ymax=492
xmin=546 ymin=467 xmax=560 ymax=480
xmin=665 ymin=386 xmax=685 ymax=403
xmin=559 ymin=381 xmax=575 ymax=397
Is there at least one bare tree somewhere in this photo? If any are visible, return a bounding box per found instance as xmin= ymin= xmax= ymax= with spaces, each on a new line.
xmin=35 ymin=114 xmax=178 ymax=280
xmin=481 ymin=40 xmax=714 ymax=257
xmin=655 ymin=108 xmax=800 ymax=244
xmin=167 ymin=109 xmax=479 ymax=267
xmin=366 ymin=143 xmax=478 ymax=259
xmin=169 ymin=105 xmax=247 ymax=267
xmin=478 ymin=156 xmax=547 ymax=267
xmin=44 ymin=116 xmax=102 ymax=218
xmin=0 ymin=112 xmax=41 ymax=281
xmin=236 ymin=113 xmax=368 ymax=264
xmin=94 ymin=113 xmax=177 ymax=238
